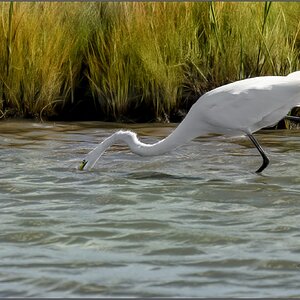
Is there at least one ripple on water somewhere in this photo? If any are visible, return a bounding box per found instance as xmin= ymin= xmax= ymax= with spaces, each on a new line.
xmin=0 ymin=121 xmax=300 ymax=297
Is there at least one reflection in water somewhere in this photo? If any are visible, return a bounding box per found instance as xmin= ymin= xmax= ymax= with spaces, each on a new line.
xmin=0 ymin=120 xmax=300 ymax=297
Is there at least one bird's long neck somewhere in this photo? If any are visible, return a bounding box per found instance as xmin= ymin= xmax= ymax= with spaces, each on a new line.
xmin=81 ymin=123 xmax=199 ymax=170
xmin=80 ymin=107 xmax=214 ymax=170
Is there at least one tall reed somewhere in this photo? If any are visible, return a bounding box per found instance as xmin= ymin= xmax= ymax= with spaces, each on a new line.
xmin=0 ymin=2 xmax=90 ymax=118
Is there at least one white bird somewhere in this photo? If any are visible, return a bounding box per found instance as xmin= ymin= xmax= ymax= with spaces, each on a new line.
xmin=79 ymin=71 xmax=300 ymax=173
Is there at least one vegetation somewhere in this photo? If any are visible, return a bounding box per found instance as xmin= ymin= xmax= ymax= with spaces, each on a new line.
xmin=0 ymin=2 xmax=299 ymax=124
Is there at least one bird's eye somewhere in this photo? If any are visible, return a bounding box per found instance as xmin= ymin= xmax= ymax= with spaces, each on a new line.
xmin=78 ymin=159 xmax=87 ymax=171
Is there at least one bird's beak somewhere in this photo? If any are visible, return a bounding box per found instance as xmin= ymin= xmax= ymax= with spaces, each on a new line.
xmin=78 ymin=159 xmax=88 ymax=171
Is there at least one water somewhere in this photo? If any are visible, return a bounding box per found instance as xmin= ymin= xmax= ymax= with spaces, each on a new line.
xmin=0 ymin=120 xmax=300 ymax=297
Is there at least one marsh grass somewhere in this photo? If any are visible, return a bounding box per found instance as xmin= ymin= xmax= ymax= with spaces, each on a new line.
xmin=0 ymin=2 xmax=299 ymax=122
xmin=0 ymin=2 xmax=89 ymax=118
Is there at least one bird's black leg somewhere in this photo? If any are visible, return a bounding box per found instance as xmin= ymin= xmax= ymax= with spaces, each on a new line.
xmin=247 ymin=133 xmax=270 ymax=173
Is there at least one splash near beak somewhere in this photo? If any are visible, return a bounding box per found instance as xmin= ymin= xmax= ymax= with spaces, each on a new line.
xmin=78 ymin=159 xmax=88 ymax=171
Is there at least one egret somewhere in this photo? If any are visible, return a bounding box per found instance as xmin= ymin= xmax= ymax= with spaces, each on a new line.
xmin=79 ymin=71 xmax=300 ymax=173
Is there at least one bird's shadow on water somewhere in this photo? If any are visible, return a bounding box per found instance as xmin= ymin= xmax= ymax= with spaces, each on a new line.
xmin=74 ymin=166 xmax=207 ymax=182
xmin=125 ymin=171 xmax=205 ymax=181
xmin=71 ymin=154 xmax=265 ymax=184
xmin=77 ymin=166 xmax=260 ymax=184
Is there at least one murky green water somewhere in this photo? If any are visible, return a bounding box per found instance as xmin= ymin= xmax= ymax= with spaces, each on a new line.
xmin=0 ymin=120 xmax=300 ymax=297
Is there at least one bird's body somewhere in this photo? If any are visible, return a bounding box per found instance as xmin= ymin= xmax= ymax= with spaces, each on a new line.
xmin=191 ymin=74 xmax=300 ymax=135
xmin=79 ymin=71 xmax=300 ymax=172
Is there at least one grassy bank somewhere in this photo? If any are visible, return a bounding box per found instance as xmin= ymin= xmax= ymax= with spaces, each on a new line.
xmin=0 ymin=2 xmax=299 ymax=123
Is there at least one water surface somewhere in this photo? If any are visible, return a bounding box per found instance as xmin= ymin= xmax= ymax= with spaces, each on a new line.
xmin=0 ymin=120 xmax=300 ymax=297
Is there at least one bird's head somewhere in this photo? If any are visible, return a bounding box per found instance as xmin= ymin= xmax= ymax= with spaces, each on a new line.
xmin=78 ymin=159 xmax=88 ymax=171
